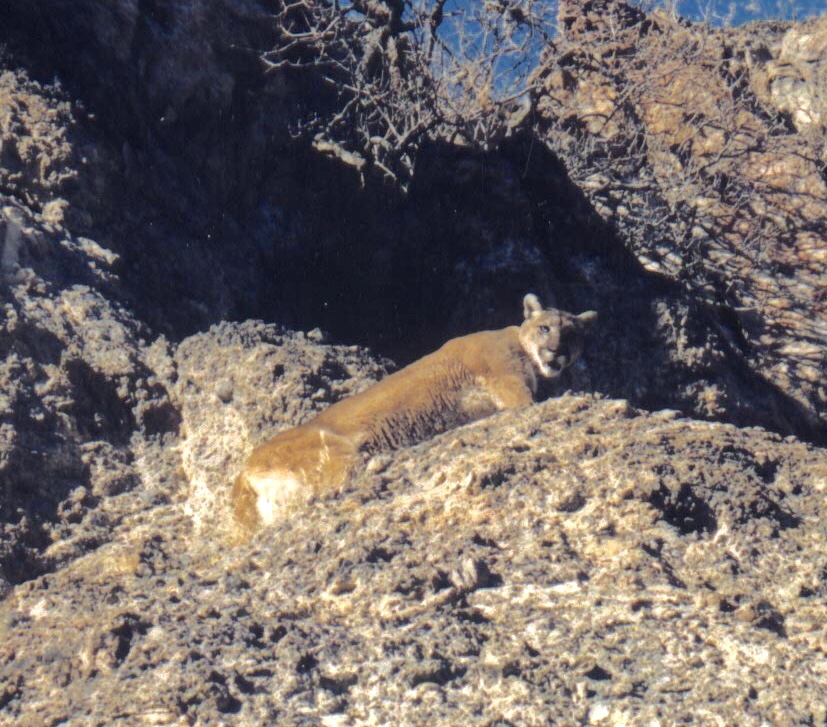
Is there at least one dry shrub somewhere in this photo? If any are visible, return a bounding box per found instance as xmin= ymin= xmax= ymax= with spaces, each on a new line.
xmin=264 ymin=0 xmax=556 ymax=187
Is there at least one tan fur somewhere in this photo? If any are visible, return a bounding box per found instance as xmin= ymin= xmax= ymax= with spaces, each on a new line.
xmin=233 ymin=294 xmax=597 ymax=532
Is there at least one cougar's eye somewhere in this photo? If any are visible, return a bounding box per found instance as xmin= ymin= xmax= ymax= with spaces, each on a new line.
xmin=539 ymin=325 xmax=550 ymax=334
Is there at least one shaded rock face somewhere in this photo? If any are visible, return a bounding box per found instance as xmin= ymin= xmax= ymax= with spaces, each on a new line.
xmin=537 ymin=0 xmax=827 ymax=438
xmin=0 ymin=0 xmax=308 ymax=337
xmin=0 ymin=0 xmax=279 ymax=160
xmin=3 ymin=0 xmax=563 ymax=352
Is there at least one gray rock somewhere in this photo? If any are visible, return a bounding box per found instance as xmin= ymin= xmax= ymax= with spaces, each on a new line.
xmin=1 ymin=375 xmax=826 ymax=725
xmin=0 ymin=198 xmax=179 ymax=586
xmin=0 ymin=3 xmax=826 ymax=725
xmin=539 ymin=0 xmax=827 ymax=438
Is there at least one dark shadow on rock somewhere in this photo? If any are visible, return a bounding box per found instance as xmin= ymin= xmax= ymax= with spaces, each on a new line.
xmin=0 ymin=2 xmax=821 ymax=443
xmin=499 ymin=133 xmax=826 ymax=443
xmin=65 ymin=359 xmax=137 ymax=446
xmin=648 ymin=481 xmax=718 ymax=536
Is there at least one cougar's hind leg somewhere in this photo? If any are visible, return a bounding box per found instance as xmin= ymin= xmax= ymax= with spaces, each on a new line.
xmin=231 ymin=473 xmax=262 ymax=535
xmin=232 ymin=425 xmax=361 ymax=534
xmin=315 ymin=428 xmax=360 ymax=495
xmin=232 ymin=427 xmax=317 ymax=531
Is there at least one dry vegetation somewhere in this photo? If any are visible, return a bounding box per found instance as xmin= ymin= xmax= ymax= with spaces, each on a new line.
xmin=264 ymin=0 xmax=556 ymax=187
xmin=534 ymin=0 xmax=827 ymax=432
xmin=261 ymin=0 xmax=826 ymax=432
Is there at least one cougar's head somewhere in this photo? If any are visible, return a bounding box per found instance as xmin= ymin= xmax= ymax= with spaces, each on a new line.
xmin=518 ymin=293 xmax=597 ymax=378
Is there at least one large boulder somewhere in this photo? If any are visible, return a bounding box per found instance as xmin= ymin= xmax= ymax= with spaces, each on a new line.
xmin=1 ymin=365 xmax=826 ymax=723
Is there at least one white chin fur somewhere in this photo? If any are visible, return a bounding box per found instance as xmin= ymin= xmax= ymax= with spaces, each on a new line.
xmin=529 ymin=347 xmax=556 ymax=378
xmin=541 ymin=363 xmax=562 ymax=378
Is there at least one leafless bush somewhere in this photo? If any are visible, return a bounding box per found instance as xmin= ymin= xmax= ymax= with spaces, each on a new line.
xmin=264 ymin=0 xmax=555 ymax=188
xmin=536 ymin=2 xmax=826 ymax=307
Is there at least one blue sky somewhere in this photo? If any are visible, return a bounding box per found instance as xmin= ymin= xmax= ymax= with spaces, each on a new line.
xmin=640 ymin=0 xmax=826 ymax=24
xmin=417 ymin=0 xmax=824 ymax=101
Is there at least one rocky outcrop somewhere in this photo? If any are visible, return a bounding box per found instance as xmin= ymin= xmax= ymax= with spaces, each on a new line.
xmin=0 ymin=196 xmax=180 ymax=591
xmin=739 ymin=15 xmax=827 ymax=144
xmin=2 ymin=349 xmax=826 ymax=723
xmin=1 ymin=1 xmax=826 ymax=724
xmin=536 ymin=0 xmax=827 ymax=438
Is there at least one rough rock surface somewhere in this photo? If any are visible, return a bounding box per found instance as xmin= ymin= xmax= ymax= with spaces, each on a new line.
xmin=0 ymin=193 xmax=180 ymax=592
xmin=2 ymin=357 xmax=826 ymax=724
xmin=0 ymin=68 xmax=80 ymax=219
xmin=537 ymin=0 xmax=827 ymax=437
xmin=1 ymin=1 xmax=827 ymax=725
xmin=738 ymin=15 xmax=827 ymax=144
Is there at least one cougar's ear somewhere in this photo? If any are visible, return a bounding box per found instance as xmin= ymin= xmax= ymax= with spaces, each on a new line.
xmin=523 ymin=293 xmax=543 ymax=320
xmin=576 ymin=310 xmax=598 ymax=328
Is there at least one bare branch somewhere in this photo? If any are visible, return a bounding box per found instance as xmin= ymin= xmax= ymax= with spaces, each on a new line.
xmin=265 ymin=0 xmax=554 ymax=188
